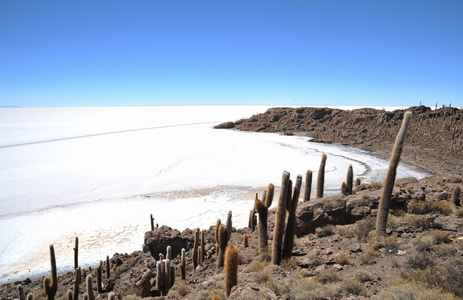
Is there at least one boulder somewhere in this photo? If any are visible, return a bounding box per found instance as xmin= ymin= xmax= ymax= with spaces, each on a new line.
xmin=228 ymin=283 xmax=276 ymax=300
xmin=143 ymin=225 xmax=194 ymax=260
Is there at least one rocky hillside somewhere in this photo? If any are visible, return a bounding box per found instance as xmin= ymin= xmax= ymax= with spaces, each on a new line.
xmin=3 ymin=174 xmax=463 ymax=299
xmin=215 ymin=106 xmax=463 ymax=177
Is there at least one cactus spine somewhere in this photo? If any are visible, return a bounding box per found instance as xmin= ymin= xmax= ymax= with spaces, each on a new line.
xmin=272 ymin=171 xmax=290 ymax=265
xmin=316 ymin=153 xmax=327 ymax=198
xmin=224 ymin=244 xmax=239 ymax=297
xmin=86 ymin=275 xmax=95 ymax=300
xmin=216 ymin=211 xmax=232 ymax=270
xmin=180 ymin=248 xmax=186 ymax=281
xmin=192 ymin=229 xmax=199 ymax=270
xmin=304 ymin=170 xmax=312 ymax=202
xmin=74 ymin=237 xmax=79 ymax=270
xmin=376 ymin=111 xmax=412 ymax=236
xmin=43 ymin=245 xmax=58 ymax=300
xmin=453 ymin=184 xmax=461 ymax=206
xmin=156 ymin=259 xmax=174 ymax=296
xmin=73 ymin=267 xmax=81 ymax=300
xmin=346 ymin=164 xmax=353 ymax=195
xmin=282 ymin=174 xmax=302 ymax=259
xmin=254 ymin=183 xmax=274 ymax=254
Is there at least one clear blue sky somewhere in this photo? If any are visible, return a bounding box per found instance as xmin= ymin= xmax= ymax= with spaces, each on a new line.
xmin=1 ymin=1 xmax=462 ymax=107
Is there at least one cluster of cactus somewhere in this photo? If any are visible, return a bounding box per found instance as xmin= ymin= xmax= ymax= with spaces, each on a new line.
xmin=17 ymin=284 xmax=33 ymax=300
xmin=156 ymin=246 xmax=177 ymax=296
xmin=341 ymin=164 xmax=354 ymax=196
xmin=271 ymin=171 xmax=303 ymax=265
xmin=215 ymin=211 xmax=232 ymax=270
xmin=376 ymin=111 xmax=412 ymax=235
xmin=254 ymin=183 xmax=274 ymax=254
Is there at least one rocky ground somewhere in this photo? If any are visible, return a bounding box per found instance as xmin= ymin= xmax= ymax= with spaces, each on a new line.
xmin=2 ymin=106 xmax=463 ymax=300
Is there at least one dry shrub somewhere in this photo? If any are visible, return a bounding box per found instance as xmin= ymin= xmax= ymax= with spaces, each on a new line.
xmin=352 ymin=216 xmax=376 ymax=241
xmin=406 ymin=252 xmax=434 ymax=270
xmin=336 ymin=225 xmax=354 ymax=238
xmin=247 ymin=259 xmax=268 ymax=272
xmin=168 ymin=281 xmax=190 ymax=299
xmin=413 ymin=236 xmax=433 ymax=252
xmin=408 ymin=200 xmax=452 ymax=215
xmin=355 ymin=270 xmax=373 ymax=282
xmin=433 ymin=243 xmax=456 ymax=258
xmin=280 ymin=258 xmax=298 ymax=271
xmin=387 ymin=214 xmax=402 ymax=230
xmin=316 ymin=269 xmax=340 ymax=284
xmin=379 ymin=283 xmax=457 ymax=300
xmin=367 ymin=182 xmax=383 ymax=190
xmin=253 ymin=270 xmax=270 ymax=284
xmin=441 ymin=257 xmax=463 ymax=297
xmin=341 ymin=278 xmax=365 ymax=296
xmin=405 ymin=215 xmax=432 ymax=230
xmin=369 ymin=234 xmax=400 ymax=252
xmin=315 ymin=224 xmax=335 ymax=238
xmin=290 ymin=277 xmax=340 ymax=300
xmin=430 ymin=229 xmax=451 ymax=245
xmin=334 ymin=252 xmax=353 ymax=265
xmin=359 ymin=248 xmax=378 ymax=265
xmin=390 ymin=257 xmax=400 ymax=268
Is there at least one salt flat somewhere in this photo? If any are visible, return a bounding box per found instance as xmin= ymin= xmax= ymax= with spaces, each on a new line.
xmin=0 ymin=106 xmax=427 ymax=282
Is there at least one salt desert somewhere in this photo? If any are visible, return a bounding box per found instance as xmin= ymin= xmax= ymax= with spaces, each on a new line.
xmin=0 ymin=106 xmax=427 ymax=282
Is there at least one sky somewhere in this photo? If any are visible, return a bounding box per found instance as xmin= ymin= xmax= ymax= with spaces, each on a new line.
xmin=0 ymin=1 xmax=462 ymax=108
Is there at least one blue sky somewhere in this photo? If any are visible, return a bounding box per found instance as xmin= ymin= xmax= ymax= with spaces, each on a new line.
xmin=1 ymin=1 xmax=462 ymax=107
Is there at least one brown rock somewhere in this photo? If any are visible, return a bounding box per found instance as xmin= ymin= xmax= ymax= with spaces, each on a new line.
xmin=228 ymin=283 xmax=276 ymax=300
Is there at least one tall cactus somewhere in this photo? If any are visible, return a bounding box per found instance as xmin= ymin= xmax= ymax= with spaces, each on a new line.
xmin=376 ymin=111 xmax=412 ymax=235
xmin=156 ymin=259 xmax=174 ymax=296
xmin=180 ymin=248 xmax=186 ymax=281
xmin=73 ymin=267 xmax=81 ymax=300
xmin=243 ymin=233 xmax=249 ymax=248
xmin=254 ymin=183 xmax=274 ymax=254
xmin=199 ymin=230 xmax=205 ymax=265
xmin=304 ymin=170 xmax=312 ymax=202
xmin=316 ymin=153 xmax=328 ymax=198
xmin=95 ymin=261 xmax=102 ymax=293
xmin=224 ymin=244 xmax=239 ymax=297
xmin=346 ymin=164 xmax=353 ymax=195
xmin=86 ymin=275 xmax=95 ymax=300
xmin=282 ymin=175 xmax=302 ymax=259
xmin=216 ymin=211 xmax=232 ymax=270
xmin=18 ymin=284 xmax=25 ymax=300
xmin=192 ymin=229 xmax=199 ymax=270
xmin=43 ymin=245 xmax=58 ymax=300
xmin=272 ymin=171 xmax=290 ymax=265
xmin=74 ymin=237 xmax=79 ymax=270
xmin=453 ymin=184 xmax=461 ymax=206
xmin=105 ymin=256 xmax=110 ymax=280
xmin=150 ymin=214 xmax=155 ymax=231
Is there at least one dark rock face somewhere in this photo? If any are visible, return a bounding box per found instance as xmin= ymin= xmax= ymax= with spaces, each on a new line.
xmin=143 ymin=225 xmax=194 ymax=260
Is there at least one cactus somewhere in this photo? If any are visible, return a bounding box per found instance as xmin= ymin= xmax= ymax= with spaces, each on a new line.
xmin=376 ymin=111 xmax=412 ymax=236
xmin=216 ymin=211 xmax=232 ymax=270
xmin=193 ymin=228 xmax=199 ymax=270
xmin=200 ymin=230 xmax=205 ymax=265
xmin=355 ymin=177 xmax=361 ymax=187
xmin=224 ymin=244 xmax=239 ymax=297
xmin=105 ymin=256 xmax=110 ymax=280
xmin=107 ymin=292 xmax=116 ymax=300
xmin=73 ymin=267 xmax=81 ymax=300
xmin=254 ymin=183 xmax=274 ymax=254
xmin=243 ymin=233 xmax=249 ymax=248
xmin=316 ymin=153 xmax=327 ymax=198
xmin=156 ymin=259 xmax=174 ymax=296
xmin=86 ymin=275 xmax=95 ymax=300
xmin=341 ymin=182 xmax=348 ymax=196
xmin=95 ymin=261 xmax=103 ymax=293
xmin=74 ymin=237 xmax=79 ymax=270
xmin=272 ymin=171 xmax=290 ymax=265
xmin=453 ymin=184 xmax=461 ymax=206
xmin=180 ymin=248 xmax=186 ymax=281
xmin=346 ymin=164 xmax=353 ymax=195
xmin=43 ymin=245 xmax=58 ymax=300
xmin=18 ymin=284 xmax=25 ymax=300
xmin=304 ymin=170 xmax=312 ymax=202
xmin=27 ymin=293 xmax=34 ymax=300
xmin=166 ymin=245 xmax=172 ymax=261
xmin=150 ymin=214 xmax=155 ymax=231
xmin=282 ymin=175 xmax=302 ymax=259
